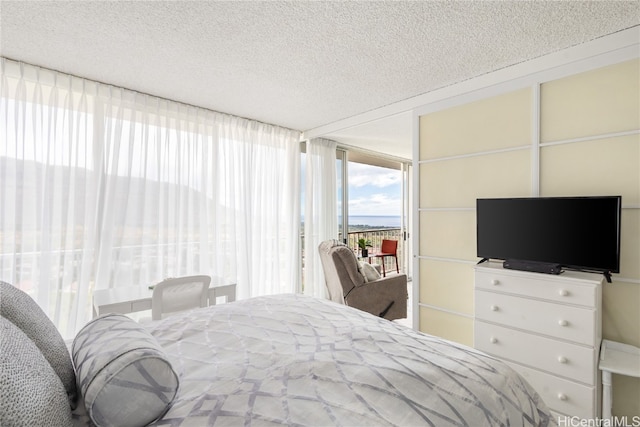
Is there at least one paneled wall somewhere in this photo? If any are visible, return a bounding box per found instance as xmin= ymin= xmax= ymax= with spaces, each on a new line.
xmin=417 ymin=59 xmax=639 ymax=417
xmin=418 ymin=88 xmax=533 ymax=346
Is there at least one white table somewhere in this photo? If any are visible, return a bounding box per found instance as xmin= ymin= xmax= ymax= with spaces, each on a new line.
xmin=93 ymin=278 xmax=236 ymax=318
xmin=598 ymin=339 xmax=640 ymax=419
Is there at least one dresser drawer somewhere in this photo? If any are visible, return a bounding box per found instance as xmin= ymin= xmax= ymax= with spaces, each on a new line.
xmin=475 ymin=321 xmax=596 ymax=385
xmin=475 ymin=290 xmax=596 ymax=345
xmin=508 ymin=362 xmax=596 ymax=419
xmin=131 ymin=299 xmax=152 ymax=312
xmin=475 ymin=269 xmax=597 ymax=307
xmin=96 ymin=301 xmax=133 ymax=317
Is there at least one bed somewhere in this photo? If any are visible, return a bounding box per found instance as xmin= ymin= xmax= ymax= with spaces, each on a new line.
xmin=1 ymin=282 xmax=553 ymax=427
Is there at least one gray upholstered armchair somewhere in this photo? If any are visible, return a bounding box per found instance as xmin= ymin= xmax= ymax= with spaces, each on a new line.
xmin=318 ymin=240 xmax=407 ymax=320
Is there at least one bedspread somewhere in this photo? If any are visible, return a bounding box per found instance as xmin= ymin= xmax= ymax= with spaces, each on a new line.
xmin=134 ymin=294 xmax=553 ymax=426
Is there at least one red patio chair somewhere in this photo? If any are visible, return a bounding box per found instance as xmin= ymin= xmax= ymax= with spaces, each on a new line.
xmin=374 ymin=239 xmax=399 ymax=277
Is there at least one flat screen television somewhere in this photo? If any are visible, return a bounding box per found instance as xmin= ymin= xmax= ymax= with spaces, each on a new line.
xmin=476 ymin=196 xmax=621 ymax=278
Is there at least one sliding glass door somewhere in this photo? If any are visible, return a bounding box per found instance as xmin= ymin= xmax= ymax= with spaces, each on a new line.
xmin=342 ymin=151 xmax=411 ymax=278
xmin=301 ymin=145 xmax=411 ymax=282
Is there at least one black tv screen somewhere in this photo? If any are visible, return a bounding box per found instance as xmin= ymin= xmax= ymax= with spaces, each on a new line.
xmin=476 ymin=196 xmax=621 ymax=274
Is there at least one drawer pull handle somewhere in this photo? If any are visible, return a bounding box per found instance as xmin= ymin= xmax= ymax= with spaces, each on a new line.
xmin=558 ymin=356 xmax=568 ymax=364
xmin=559 ymin=289 xmax=569 ymax=297
xmin=490 ymin=305 xmax=499 ymax=312
xmin=558 ymin=319 xmax=568 ymax=327
xmin=558 ymin=393 xmax=567 ymax=401
xmin=491 ymin=279 xmax=500 ymax=286
xmin=490 ymin=337 xmax=498 ymax=344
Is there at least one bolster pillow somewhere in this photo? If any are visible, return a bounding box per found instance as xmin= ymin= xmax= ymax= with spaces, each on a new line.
xmin=72 ymin=313 xmax=179 ymax=427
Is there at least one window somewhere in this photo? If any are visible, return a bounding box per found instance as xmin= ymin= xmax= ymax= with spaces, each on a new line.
xmin=1 ymin=59 xmax=301 ymax=337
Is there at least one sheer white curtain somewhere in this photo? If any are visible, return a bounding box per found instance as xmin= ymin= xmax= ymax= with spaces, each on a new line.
xmin=1 ymin=58 xmax=301 ymax=337
xmin=214 ymin=116 xmax=301 ymax=299
xmin=303 ymin=138 xmax=338 ymax=298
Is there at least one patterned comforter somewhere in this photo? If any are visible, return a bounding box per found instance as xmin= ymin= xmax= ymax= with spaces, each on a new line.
xmin=74 ymin=294 xmax=554 ymax=426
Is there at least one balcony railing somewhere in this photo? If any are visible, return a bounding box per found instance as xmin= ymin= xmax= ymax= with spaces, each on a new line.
xmin=299 ymin=228 xmax=405 ymax=275
xmin=341 ymin=228 xmax=404 ymax=274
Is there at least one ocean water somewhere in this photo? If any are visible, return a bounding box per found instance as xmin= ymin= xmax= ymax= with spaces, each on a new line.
xmin=345 ymin=215 xmax=401 ymax=228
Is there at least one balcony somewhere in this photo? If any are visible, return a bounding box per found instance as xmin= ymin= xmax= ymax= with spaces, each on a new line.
xmin=301 ymin=228 xmax=405 ymax=275
xmin=341 ymin=228 xmax=404 ymax=274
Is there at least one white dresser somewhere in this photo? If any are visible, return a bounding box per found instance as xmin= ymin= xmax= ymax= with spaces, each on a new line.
xmin=474 ymin=262 xmax=603 ymax=420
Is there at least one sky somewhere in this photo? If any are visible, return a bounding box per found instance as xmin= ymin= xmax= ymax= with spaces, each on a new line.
xmin=301 ymin=155 xmax=403 ymax=218
xmin=347 ymin=162 xmax=402 ymax=217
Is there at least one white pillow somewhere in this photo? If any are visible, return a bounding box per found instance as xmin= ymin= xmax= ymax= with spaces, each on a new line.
xmin=359 ymin=262 xmax=381 ymax=282
xmin=72 ymin=314 xmax=179 ymax=427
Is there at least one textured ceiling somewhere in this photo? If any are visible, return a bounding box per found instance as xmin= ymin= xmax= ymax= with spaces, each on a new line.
xmin=1 ymin=1 xmax=639 ymax=159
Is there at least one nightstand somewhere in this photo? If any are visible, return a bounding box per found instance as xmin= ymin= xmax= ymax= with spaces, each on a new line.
xmin=599 ymin=339 xmax=640 ymax=419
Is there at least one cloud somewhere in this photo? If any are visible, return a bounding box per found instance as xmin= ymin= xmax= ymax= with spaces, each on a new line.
xmin=348 ymin=163 xmax=400 ymax=188
xmin=349 ymin=192 xmax=402 ymax=216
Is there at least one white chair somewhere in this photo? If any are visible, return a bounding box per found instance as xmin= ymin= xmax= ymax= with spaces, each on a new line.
xmin=151 ymin=275 xmax=211 ymax=320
